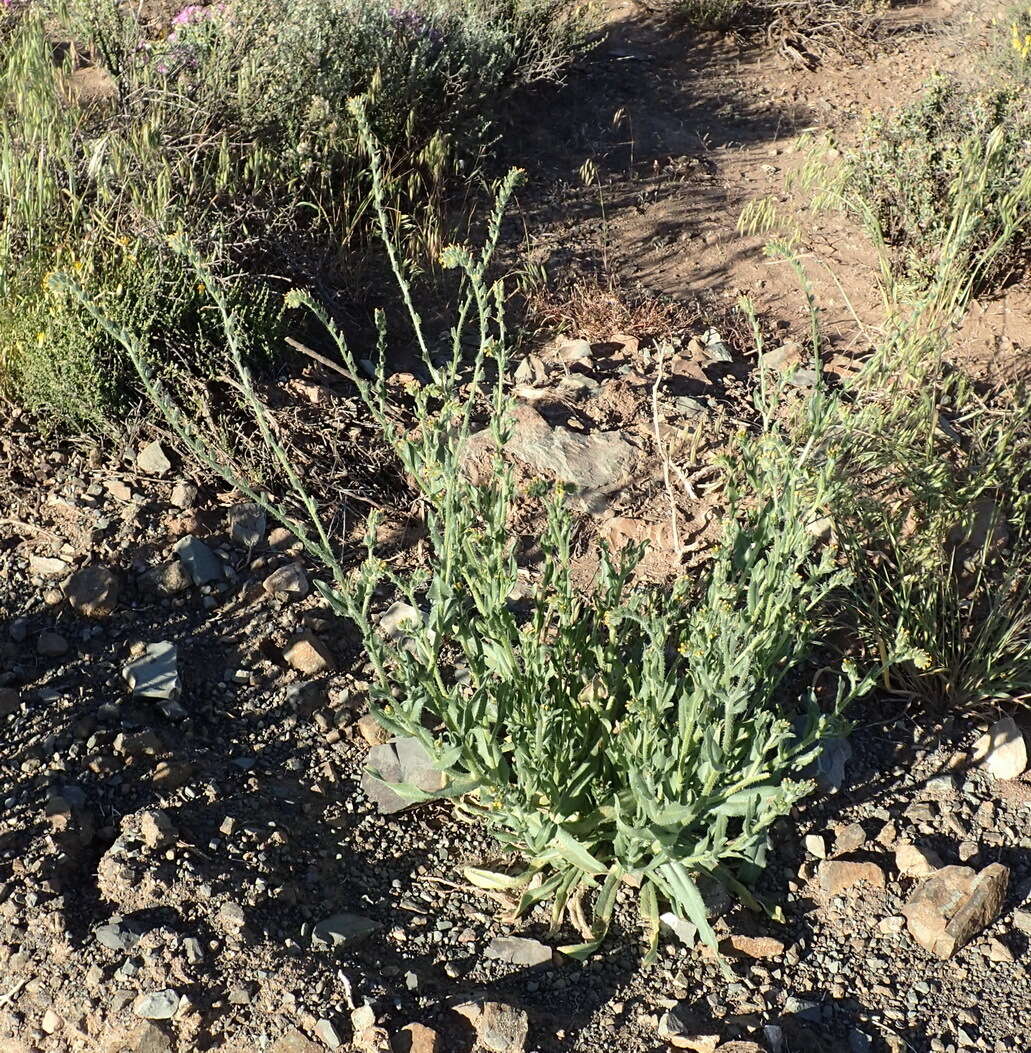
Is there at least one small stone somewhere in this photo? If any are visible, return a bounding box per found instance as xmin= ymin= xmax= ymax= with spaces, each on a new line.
xmin=284 ymin=631 xmax=336 ymax=674
xmin=659 ymin=912 xmax=698 ymax=947
xmin=95 ymin=918 xmax=143 ymax=952
xmin=139 ymin=562 xmax=192 ymax=596
xmin=484 ymin=936 xmax=553 ymax=967
xmin=37 ymin=631 xmax=69 ymax=657
xmin=453 ymin=1002 xmax=528 ymax=1053
xmin=985 ymin=937 xmax=1014 ymax=963
xmin=804 ymin=834 xmax=826 ymax=858
xmin=833 ymin=822 xmax=866 ymax=855
xmin=878 ymin=915 xmax=906 ymax=935
xmin=173 ymin=535 xmax=224 ymax=586
xmin=263 ymin=562 xmax=309 ymax=600
xmin=228 ymin=502 xmax=266 ymax=548
xmin=183 ymin=937 xmax=204 ymax=964
xmin=133 ymin=989 xmax=180 ymax=1020
xmin=123 ymin=642 xmax=179 ymax=700
xmin=357 ymin=714 xmax=391 ymax=747
xmin=378 ymin=602 xmax=425 ymax=642
xmin=311 ymin=912 xmax=380 ymax=952
xmin=972 ymin=717 xmax=1027 ymax=779
xmin=721 ymin=934 xmax=785 ymax=959
xmin=29 ymin=555 xmax=69 ymax=577
xmin=393 ymin=1022 xmax=440 ymax=1053
xmin=895 ymin=843 xmax=942 ymax=878
xmin=902 ymin=863 xmax=1009 ymax=958
xmin=959 ymin=841 xmax=979 ymax=862
xmin=314 ymin=1019 xmax=342 ymax=1050
xmin=41 ymin=1008 xmax=62 ymax=1034
xmin=66 ymin=565 xmax=120 ymax=618
xmin=818 ymin=860 xmax=885 ymax=895
xmin=269 ymin=527 xmax=297 ymax=550
xmin=169 ymin=480 xmax=198 ymax=509
xmin=137 ymin=440 xmax=172 ymax=476
xmin=139 ymin=809 xmax=177 ymax=850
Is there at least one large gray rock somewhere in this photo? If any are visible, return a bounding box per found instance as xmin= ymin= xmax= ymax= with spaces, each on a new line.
xmin=484 ymin=936 xmax=553 ymax=967
xmin=362 ymin=736 xmax=446 ymax=814
xmin=132 ymin=989 xmax=180 ymax=1020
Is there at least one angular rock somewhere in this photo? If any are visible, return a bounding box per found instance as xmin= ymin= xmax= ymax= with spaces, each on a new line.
xmin=357 ymin=714 xmax=391 ymax=747
xmin=804 ymin=834 xmax=826 ymax=859
xmin=139 ymin=809 xmax=177 ymax=850
xmin=362 ymin=736 xmax=446 ymax=814
xmin=137 ymin=440 xmax=172 ymax=476
xmin=311 ymin=912 xmax=380 ymax=952
xmin=133 ymin=989 xmax=180 ymax=1020
xmin=818 ymin=860 xmax=885 ymax=895
xmin=484 ymin=936 xmax=553 ymax=967
xmin=378 ymin=602 xmax=425 ymax=643
xmin=501 ymin=405 xmax=637 ymax=514
xmin=37 ymin=631 xmax=69 ymax=658
xmin=66 ymin=565 xmax=120 ymax=618
xmin=173 ymin=535 xmax=224 ymax=586
xmin=263 ymin=563 xmax=309 ymax=600
xmin=29 ymin=555 xmax=69 ymax=577
xmin=314 ymin=1019 xmax=342 ymax=1050
xmin=972 ymin=717 xmax=1027 ymax=780
xmin=123 ymin=642 xmax=179 ymax=700
xmin=902 ymin=862 xmax=1009 ymax=958
xmin=284 ymin=631 xmax=336 ymax=675
xmin=95 ymin=917 xmax=144 ymax=952
xmin=393 ymin=1022 xmax=440 ymax=1053
xmin=228 ymin=502 xmax=266 ymax=548
xmin=127 ymin=1023 xmax=172 ymax=1053
xmin=139 ymin=561 xmax=192 ymax=596
xmin=169 ymin=480 xmax=198 ymax=510
xmin=454 ymin=1002 xmax=528 ymax=1053
xmin=895 ymin=842 xmax=942 ymax=878
xmin=659 ymin=912 xmax=698 ymax=947
xmin=833 ymin=822 xmax=866 ymax=856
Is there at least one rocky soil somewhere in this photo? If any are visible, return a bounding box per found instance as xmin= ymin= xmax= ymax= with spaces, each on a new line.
xmin=2 ymin=1 xmax=1031 ymax=1052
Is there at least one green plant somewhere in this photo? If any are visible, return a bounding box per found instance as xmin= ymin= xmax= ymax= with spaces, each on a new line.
xmin=844 ymin=74 xmax=1031 ymax=295
xmin=0 ymin=0 xmax=587 ymax=423
xmin=55 ymin=103 xmax=885 ymax=960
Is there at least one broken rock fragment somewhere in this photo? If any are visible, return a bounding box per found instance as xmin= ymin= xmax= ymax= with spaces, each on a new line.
xmin=971 ymin=717 xmax=1028 ymax=780
xmin=361 ymin=736 xmax=446 ymax=814
xmin=124 ymin=642 xmax=180 ymax=701
xmin=454 ymin=1002 xmax=529 ymax=1053
xmin=901 ymin=862 xmax=1009 ymax=959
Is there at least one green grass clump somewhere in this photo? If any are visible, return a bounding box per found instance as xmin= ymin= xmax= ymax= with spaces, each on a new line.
xmin=844 ymin=74 xmax=1031 ymax=295
xmin=0 ymin=0 xmax=587 ymax=425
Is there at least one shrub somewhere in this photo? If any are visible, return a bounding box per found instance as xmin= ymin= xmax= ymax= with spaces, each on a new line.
xmin=844 ymin=74 xmax=1031 ymax=294
xmin=57 ymin=108 xmax=884 ymax=958
xmin=0 ymin=0 xmax=587 ymax=423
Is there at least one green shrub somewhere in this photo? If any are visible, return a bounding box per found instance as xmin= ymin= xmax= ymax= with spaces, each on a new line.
xmin=58 ymin=109 xmax=885 ymax=958
xmin=845 ymin=74 xmax=1031 ymax=294
xmin=0 ymin=0 xmax=587 ymax=423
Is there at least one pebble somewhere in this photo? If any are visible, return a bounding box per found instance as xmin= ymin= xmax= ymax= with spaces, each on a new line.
xmin=133 ymin=988 xmax=180 ymax=1020
xmin=170 ymin=480 xmax=198 ymax=509
xmin=66 ymin=565 xmax=120 ymax=617
xmin=972 ymin=717 xmax=1027 ymax=779
xmin=137 ymin=440 xmax=172 ymax=476
xmin=284 ymin=631 xmax=336 ymax=675
xmin=263 ymin=562 xmax=309 ymax=600
xmin=818 ymin=860 xmax=885 ymax=895
xmin=484 ymin=936 xmax=553 ymax=967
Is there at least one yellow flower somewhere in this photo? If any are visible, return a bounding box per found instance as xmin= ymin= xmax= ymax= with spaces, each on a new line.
xmin=72 ymin=260 xmax=83 ymax=271
xmin=36 ymin=331 xmax=46 ymax=344
xmin=196 ymin=282 xmax=206 ymax=295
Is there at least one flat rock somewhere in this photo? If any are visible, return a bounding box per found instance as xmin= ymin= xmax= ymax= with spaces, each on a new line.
xmin=804 ymin=834 xmax=826 ymax=859
xmin=454 ymin=1002 xmax=528 ymax=1053
xmin=721 ymin=934 xmax=785 ymax=959
xmin=502 ymin=405 xmax=637 ymax=514
xmin=263 ymin=562 xmax=309 ymax=600
xmin=833 ymin=822 xmax=867 ymax=856
xmin=123 ymin=642 xmax=179 ymax=700
xmin=29 ymin=555 xmax=69 ymax=577
xmin=818 ymin=860 xmax=885 ymax=895
xmin=378 ymin=601 xmax=425 ymax=642
xmin=895 ymin=842 xmax=942 ymax=878
xmin=169 ymin=480 xmax=198 ymax=509
xmin=311 ymin=912 xmax=380 ymax=952
xmin=484 ymin=936 xmax=553 ymax=967
xmin=971 ymin=717 xmax=1027 ymax=779
xmin=362 ymin=736 xmax=446 ymax=814
xmin=659 ymin=912 xmax=698 ymax=947
xmin=66 ymin=565 xmax=120 ymax=617
xmin=173 ymin=535 xmax=224 ymax=586
xmin=132 ymin=989 xmax=179 ymax=1020
xmin=284 ymin=631 xmax=336 ymax=674
xmin=902 ymin=862 xmax=1009 ymax=958
xmin=313 ymin=1019 xmax=342 ymax=1049
xmin=137 ymin=440 xmax=172 ymax=476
